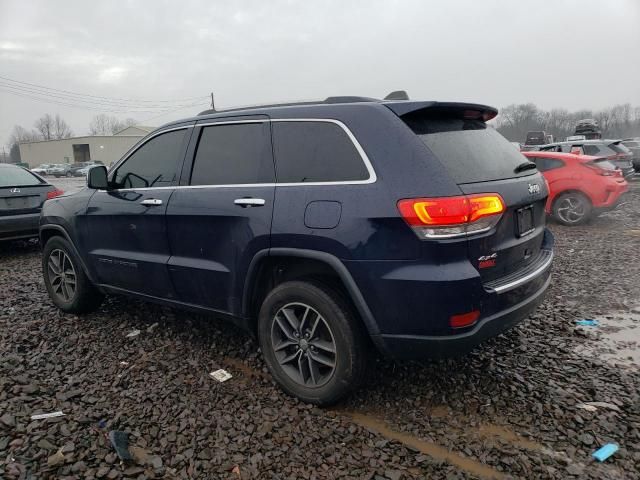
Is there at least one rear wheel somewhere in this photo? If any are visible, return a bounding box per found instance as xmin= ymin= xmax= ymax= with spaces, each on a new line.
xmin=258 ymin=280 xmax=369 ymax=405
xmin=552 ymin=192 xmax=592 ymax=226
xmin=42 ymin=236 xmax=104 ymax=313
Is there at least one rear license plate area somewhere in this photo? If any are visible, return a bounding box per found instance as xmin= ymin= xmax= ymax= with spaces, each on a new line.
xmin=516 ymin=205 xmax=535 ymax=237
xmin=0 ymin=196 xmax=38 ymax=210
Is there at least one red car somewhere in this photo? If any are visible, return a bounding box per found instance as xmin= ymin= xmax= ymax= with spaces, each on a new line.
xmin=523 ymin=151 xmax=628 ymax=225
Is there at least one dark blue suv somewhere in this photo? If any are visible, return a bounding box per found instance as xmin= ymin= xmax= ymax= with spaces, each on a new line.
xmin=40 ymin=96 xmax=554 ymax=404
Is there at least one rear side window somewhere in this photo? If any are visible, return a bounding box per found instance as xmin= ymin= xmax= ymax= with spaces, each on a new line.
xmin=609 ymin=143 xmax=631 ymax=154
xmin=190 ymin=123 xmax=274 ymax=185
xmin=113 ymin=129 xmax=188 ymax=188
xmin=582 ymin=145 xmax=601 ymax=156
xmin=0 ymin=166 xmax=44 ymax=187
xmin=403 ymin=114 xmax=534 ymax=184
xmin=272 ymin=121 xmax=369 ymax=183
xmin=534 ymin=157 xmax=564 ymax=172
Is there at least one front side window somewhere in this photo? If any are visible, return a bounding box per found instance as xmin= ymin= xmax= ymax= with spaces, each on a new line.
xmin=113 ymin=129 xmax=188 ymax=189
xmin=190 ymin=122 xmax=274 ymax=185
xmin=272 ymin=121 xmax=369 ymax=183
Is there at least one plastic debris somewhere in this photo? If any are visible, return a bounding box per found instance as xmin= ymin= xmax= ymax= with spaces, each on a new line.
xmin=31 ymin=411 xmax=65 ymax=420
xmin=126 ymin=329 xmax=141 ymax=338
xmin=209 ymin=369 xmax=233 ymax=383
xmin=579 ymin=402 xmax=621 ymax=412
xmin=98 ymin=419 xmax=107 ymax=429
xmin=592 ymin=443 xmax=618 ymax=462
xmin=147 ymin=322 xmax=159 ymax=333
xmin=575 ymin=319 xmax=599 ymax=327
xmin=119 ymin=361 xmax=129 ymax=366
xmin=109 ymin=431 xmax=132 ymax=461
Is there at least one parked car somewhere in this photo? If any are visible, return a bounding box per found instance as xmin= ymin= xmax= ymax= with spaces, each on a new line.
xmin=537 ymin=140 xmax=635 ymax=178
xmin=50 ymin=164 xmax=73 ymax=177
xmin=31 ymin=164 xmax=51 ymax=175
xmin=620 ymin=138 xmax=640 ymax=172
xmin=523 ymin=151 xmax=628 ymax=225
xmin=0 ymin=164 xmax=63 ymax=241
xmin=72 ymin=161 xmax=104 ymax=177
xmin=521 ymin=131 xmax=548 ymax=151
xmin=40 ymin=96 xmax=554 ymax=404
xmin=574 ymin=118 xmax=601 ymax=139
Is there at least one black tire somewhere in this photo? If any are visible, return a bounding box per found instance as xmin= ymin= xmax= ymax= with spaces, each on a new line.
xmin=258 ymin=280 xmax=369 ymax=405
xmin=42 ymin=236 xmax=104 ymax=313
xmin=552 ymin=191 xmax=592 ymax=226
xmin=66 ymin=171 xmax=72 ymax=177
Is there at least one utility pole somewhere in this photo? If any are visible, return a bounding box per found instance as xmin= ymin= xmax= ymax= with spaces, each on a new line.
xmin=210 ymin=93 xmax=215 ymax=110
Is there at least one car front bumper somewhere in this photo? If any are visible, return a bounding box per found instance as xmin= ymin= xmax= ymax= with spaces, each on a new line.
xmin=0 ymin=212 xmax=41 ymax=241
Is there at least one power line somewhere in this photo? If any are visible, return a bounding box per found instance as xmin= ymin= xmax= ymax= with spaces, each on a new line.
xmin=0 ymin=87 xmax=207 ymax=114
xmin=0 ymin=74 xmax=208 ymax=105
xmin=0 ymin=82 xmax=203 ymax=110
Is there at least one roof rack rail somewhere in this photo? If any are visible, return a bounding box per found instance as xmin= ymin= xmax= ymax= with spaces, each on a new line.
xmin=197 ymin=91 xmax=409 ymax=116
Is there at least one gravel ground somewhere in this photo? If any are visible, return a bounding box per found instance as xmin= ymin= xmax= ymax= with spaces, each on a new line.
xmin=1 ymin=182 xmax=639 ymax=479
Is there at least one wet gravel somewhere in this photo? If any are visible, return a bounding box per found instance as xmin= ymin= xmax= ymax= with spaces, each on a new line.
xmin=1 ymin=183 xmax=639 ymax=479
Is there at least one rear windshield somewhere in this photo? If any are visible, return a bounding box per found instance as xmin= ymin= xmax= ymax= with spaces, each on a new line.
xmin=403 ymin=114 xmax=535 ymax=184
xmin=525 ymin=132 xmax=546 ymax=145
xmin=592 ymin=159 xmax=617 ymax=170
xmin=609 ymin=143 xmax=631 ymax=154
xmin=0 ymin=166 xmax=44 ymax=187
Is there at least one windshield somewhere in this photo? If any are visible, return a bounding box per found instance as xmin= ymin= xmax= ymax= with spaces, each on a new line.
xmin=0 ymin=166 xmax=44 ymax=187
xmin=404 ymin=114 xmax=535 ymax=184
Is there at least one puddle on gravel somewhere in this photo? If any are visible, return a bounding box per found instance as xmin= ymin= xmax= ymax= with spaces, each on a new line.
xmin=476 ymin=424 xmax=544 ymax=452
xmin=347 ymin=411 xmax=507 ymax=480
xmin=575 ymin=310 xmax=640 ymax=367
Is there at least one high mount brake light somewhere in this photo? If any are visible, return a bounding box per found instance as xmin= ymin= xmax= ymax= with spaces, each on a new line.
xmin=47 ymin=189 xmax=64 ymax=199
xmin=397 ymin=194 xmax=505 ymax=239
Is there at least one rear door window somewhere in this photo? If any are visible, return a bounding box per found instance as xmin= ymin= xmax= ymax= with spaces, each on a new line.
xmin=190 ymin=122 xmax=274 ymax=185
xmin=403 ymin=114 xmax=535 ymax=183
xmin=272 ymin=121 xmax=369 ymax=183
xmin=532 ymin=157 xmax=564 ymax=172
xmin=113 ymin=129 xmax=188 ymax=189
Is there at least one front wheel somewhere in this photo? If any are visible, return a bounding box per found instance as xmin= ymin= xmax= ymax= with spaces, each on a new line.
xmin=552 ymin=192 xmax=592 ymax=226
xmin=258 ymin=280 xmax=369 ymax=405
xmin=42 ymin=236 xmax=104 ymax=313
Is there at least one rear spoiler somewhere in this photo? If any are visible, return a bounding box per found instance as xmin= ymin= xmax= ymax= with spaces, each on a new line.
xmin=383 ymin=101 xmax=498 ymax=121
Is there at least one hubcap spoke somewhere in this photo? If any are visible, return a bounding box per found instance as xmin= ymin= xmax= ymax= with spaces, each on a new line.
xmin=270 ymin=302 xmax=337 ymax=387
xmin=48 ymin=249 xmax=76 ymax=302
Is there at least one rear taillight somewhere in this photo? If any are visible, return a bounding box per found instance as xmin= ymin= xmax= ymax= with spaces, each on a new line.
xmin=397 ymin=194 xmax=505 ymax=239
xmin=47 ymin=189 xmax=64 ymax=199
xmin=584 ymin=163 xmax=614 ymax=176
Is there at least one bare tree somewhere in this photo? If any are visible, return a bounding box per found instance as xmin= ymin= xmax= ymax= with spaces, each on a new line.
xmin=52 ymin=114 xmax=73 ymax=139
xmin=8 ymin=125 xmax=39 ymax=163
xmin=89 ymin=114 xmax=133 ymax=135
xmin=34 ymin=114 xmax=55 ymax=140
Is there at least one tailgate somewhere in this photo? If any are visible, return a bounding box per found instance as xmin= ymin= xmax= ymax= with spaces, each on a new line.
xmin=458 ymin=175 xmax=548 ymax=282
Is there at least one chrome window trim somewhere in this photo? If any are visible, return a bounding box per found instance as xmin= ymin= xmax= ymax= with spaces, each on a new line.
xmin=104 ymin=118 xmax=377 ymax=193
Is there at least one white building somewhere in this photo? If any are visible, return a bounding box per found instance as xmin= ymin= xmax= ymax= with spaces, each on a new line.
xmin=19 ymin=125 xmax=155 ymax=168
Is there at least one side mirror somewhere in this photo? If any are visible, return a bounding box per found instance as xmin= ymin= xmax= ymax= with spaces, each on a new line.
xmin=87 ymin=165 xmax=109 ymax=189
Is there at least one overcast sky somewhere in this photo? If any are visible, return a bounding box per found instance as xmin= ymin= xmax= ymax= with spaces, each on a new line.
xmin=1 ymin=0 xmax=639 ymax=145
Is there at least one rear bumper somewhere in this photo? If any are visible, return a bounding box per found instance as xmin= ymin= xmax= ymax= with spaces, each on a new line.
xmin=0 ymin=212 xmax=40 ymax=241
xmin=373 ymin=270 xmax=550 ymax=359
xmin=594 ymin=183 xmax=629 ymax=213
xmin=347 ymin=229 xmax=554 ymax=359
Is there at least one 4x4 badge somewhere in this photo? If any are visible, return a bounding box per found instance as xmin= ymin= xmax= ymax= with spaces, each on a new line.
xmin=528 ymin=183 xmax=540 ymax=195
xmin=10 ymin=188 xmax=21 ymax=193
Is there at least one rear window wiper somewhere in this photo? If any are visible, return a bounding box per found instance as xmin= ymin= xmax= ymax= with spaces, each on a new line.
xmin=514 ymin=161 xmax=537 ymax=173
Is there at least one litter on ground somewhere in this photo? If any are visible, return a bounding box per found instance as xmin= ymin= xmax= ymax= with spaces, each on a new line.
xmin=575 ymin=319 xmax=599 ymax=327
xmin=210 ymin=369 xmax=233 ymax=383
xmin=592 ymin=443 xmax=618 ymax=462
xmin=31 ymin=411 xmax=65 ymax=420
xmin=126 ymin=329 xmax=141 ymax=338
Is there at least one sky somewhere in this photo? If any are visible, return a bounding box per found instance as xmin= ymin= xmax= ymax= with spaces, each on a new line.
xmin=1 ymin=0 xmax=639 ymax=146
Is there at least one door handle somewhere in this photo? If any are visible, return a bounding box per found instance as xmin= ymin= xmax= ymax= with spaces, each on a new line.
xmin=234 ymin=198 xmax=266 ymax=207
xmin=140 ymin=199 xmax=163 ymax=206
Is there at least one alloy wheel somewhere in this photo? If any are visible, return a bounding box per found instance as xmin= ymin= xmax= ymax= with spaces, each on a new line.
xmin=47 ymin=249 xmax=77 ymax=302
xmin=270 ymin=302 xmax=337 ymax=387
xmin=556 ymin=195 xmax=586 ymax=224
